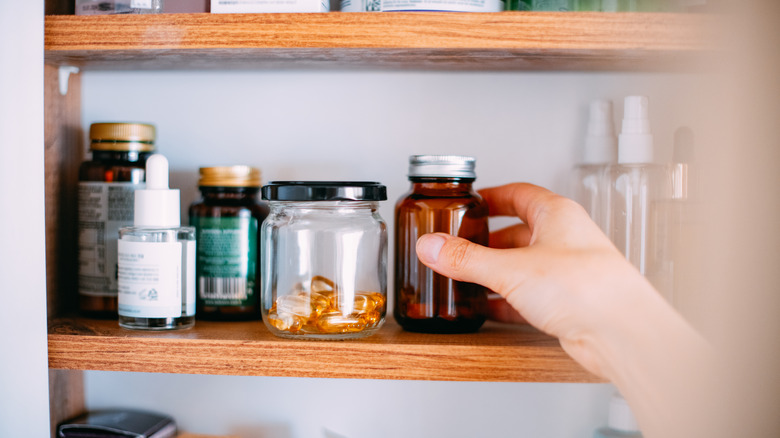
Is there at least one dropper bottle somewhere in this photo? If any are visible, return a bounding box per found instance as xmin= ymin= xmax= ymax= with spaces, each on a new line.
xmin=117 ymin=154 xmax=196 ymax=330
xmin=574 ymin=99 xmax=617 ymax=232
xmin=607 ymin=96 xmax=669 ymax=278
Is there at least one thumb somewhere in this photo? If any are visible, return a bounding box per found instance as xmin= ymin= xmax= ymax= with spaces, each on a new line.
xmin=416 ymin=233 xmax=512 ymax=292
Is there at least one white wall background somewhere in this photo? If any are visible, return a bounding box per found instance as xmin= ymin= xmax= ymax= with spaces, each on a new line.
xmin=81 ymin=69 xmax=704 ymax=437
xmin=0 ymin=2 xmax=51 ymax=436
xmin=87 ymin=372 xmax=614 ymax=438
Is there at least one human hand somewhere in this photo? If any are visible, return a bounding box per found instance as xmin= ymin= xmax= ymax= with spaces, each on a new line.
xmin=415 ymin=182 xmax=664 ymax=379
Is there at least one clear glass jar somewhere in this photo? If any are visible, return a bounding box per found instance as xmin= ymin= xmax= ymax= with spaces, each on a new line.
xmin=260 ymin=182 xmax=388 ymax=340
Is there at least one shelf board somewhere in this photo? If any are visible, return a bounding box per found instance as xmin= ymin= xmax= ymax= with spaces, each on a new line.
xmin=48 ymin=317 xmax=601 ymax=382
xmin=44 ymin=12 xmax=711 ymax=71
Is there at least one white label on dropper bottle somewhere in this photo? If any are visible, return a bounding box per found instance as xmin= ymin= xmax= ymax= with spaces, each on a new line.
xmin=118 ymin=240 xmax=183 ymax=318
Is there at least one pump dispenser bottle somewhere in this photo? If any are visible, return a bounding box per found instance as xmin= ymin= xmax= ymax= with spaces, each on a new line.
xmin=608 ymin=96 xmax=669 ymax=282
xmin=574 ymin=99 xmax=617 ymax=232
xmin=118 ymin=154 xmax=196 ymax=330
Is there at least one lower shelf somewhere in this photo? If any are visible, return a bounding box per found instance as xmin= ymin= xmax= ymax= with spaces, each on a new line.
xmin=48 ymin=317 xmax=600 ymax=383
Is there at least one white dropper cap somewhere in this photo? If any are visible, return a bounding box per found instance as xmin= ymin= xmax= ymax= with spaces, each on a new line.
xmin=607 ymin=392 xmax=640 ymax=433
xmin=134 ymin=154 xmax=181 ymax=228
xmin=618 ymin=96 xmax=654 ymax=164
xmin=582 ymin=99 xmax=617 ymax=165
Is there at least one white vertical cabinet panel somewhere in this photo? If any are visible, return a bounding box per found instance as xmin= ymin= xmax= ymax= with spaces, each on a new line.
xmin=0 ymin=1 xmax=51 ymax=437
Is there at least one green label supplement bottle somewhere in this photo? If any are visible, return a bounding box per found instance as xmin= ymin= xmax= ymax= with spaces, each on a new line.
xmin=189 ymin=166 xmax=269 ymax=320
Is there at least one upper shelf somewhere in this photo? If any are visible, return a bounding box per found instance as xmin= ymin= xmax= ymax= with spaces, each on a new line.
xmin=49 ymin=317 xmax=601 ymax=382
xmin=44 ymin=12 xmax=712 ymax=71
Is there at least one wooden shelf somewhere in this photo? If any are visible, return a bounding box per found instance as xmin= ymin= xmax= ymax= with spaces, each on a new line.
xmin=44 ymin=12 xmax=711 ymax=71
xmin=48 ymin=317 xmax=600 ymax=382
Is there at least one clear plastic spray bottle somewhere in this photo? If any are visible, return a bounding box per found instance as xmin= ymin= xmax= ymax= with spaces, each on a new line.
xmin=653 ymin=127 xmax=698 ymax=305
xmin=608 ymin=96 xmax=669 ymax=280
xmin=574 ymin=99 xmax=617 ymax=233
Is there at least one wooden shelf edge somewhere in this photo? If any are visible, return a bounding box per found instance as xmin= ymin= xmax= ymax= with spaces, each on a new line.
xmin=43 ymin=47 xmax=703 ymax=72
xmin=44 ymin=12 xmax=712 ymax=71
xmin=48 ymin=317 xmax=602 ymax=383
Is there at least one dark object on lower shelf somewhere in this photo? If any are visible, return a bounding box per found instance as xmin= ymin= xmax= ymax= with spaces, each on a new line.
xmin=57 ymin=409 xmax=176 ymax=438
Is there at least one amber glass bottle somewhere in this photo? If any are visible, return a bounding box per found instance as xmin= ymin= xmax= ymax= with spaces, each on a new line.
xmin=78 ymin=122 xmax=155 ymax=318
xmin=394 ymin=155 xmax=489 ymax=333
xmin=189 ymin=166 xmax=269 ymax=320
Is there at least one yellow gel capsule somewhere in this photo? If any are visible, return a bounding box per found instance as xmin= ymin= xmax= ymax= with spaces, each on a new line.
xmin=351 ymin=293 xmax=377 ymax=313
xmin=277 ymin=294 xmax=315 ymax=319
xmin=268 ymin=311 xmax=305 ymax=333
xmin=308 ymin=292 xmax=332 ymax=319
xmin=316 ymin=311 xmax=367 ymax=334
xmin=300 ymin=321 xmax=320 ymax=334
xmin=311 ymin=276 xmax=336 ymax=294
xmin=368 ymin=292 xmax=386 ymax=310
xmin=364 ymin=310 xmax=382 ymax=327
xmin=330 ymin=292 xmax=385 ymax=315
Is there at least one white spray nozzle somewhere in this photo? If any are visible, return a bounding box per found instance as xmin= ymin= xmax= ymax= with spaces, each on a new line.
xmin=618 ymin=95 xmax=654 ymax=164
xmin=624 ymin=96 xmax=648 ymax=120
xmin=583 ymin=99 xmax=617 ymax=164
xmin=621 ymin=96 xmax=651 ymax=135
xmin=145 ymin=154 xmax=170 ymax=190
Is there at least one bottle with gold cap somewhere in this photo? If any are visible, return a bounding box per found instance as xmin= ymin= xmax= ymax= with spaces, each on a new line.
xmin=78 ymin=122 xmax=156 ymax=318
xmin=189 ymin=166 xmax=270 ymax=320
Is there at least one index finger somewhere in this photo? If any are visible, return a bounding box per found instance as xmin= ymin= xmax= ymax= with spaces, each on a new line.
xmin=478 ymin=183 xmax=560 ymax=225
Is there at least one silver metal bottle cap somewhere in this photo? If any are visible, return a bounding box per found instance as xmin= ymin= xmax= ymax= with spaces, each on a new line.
xmin=408 ymin=155 xmax=477 ymax=179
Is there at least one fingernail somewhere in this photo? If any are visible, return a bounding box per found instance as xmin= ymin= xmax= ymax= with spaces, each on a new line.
xmin=417 ymin=234 xmax=446 ymax=264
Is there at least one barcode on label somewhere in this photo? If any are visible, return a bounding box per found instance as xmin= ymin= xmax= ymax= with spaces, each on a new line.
xmin=199 ymin=277 xmax=248 ymax=299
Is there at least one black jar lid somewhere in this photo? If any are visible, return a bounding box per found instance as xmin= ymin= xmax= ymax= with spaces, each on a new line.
xmin=262 ymin=181 xmax=387 ymax=201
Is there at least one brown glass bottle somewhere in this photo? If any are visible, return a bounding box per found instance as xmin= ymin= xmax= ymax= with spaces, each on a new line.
xmin=189 ymin=166 xmax=270 ymax=321
xmin=394 ymin=155 xmax=489 ymax=333
xmin=78 ymin=123 xmax=155 ymax=318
